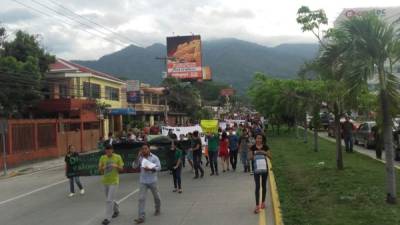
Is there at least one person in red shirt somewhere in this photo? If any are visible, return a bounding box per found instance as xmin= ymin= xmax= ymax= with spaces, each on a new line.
xmin=219 ymin=132 xmax=230 ymax=172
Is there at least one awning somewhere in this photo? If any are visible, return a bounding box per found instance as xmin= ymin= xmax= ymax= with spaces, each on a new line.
xmin=108 ymin=108 xmax=136 ymax=115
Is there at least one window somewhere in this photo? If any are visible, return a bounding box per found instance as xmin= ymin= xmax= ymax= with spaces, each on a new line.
xmin=397 ymin=67 xmax=400 ymax=74
xmin=83 ymin=122 xmax=100 ymax=130
xmin=152 ymin=95 xmax=158 ymax=105
xmin=59 ymin=84 xmax=68 ymax=99
xmin=105 ymin=86 xmax=119 ymax=101
xmin=144 ymin=94 xmax=151 ymax=104
xmin=83 ymin=82 xmax=100 ymax=99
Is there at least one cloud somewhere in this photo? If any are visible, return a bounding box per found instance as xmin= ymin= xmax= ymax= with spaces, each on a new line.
xmin=2 ymin=0 xmax=398 ymax=59
xmin=196 ymin=6 xmax=255 ymax=19
xmin=0 ymin=8 xmax=37 ymax=23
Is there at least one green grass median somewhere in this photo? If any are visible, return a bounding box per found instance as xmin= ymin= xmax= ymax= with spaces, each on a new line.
xmin=269 ymin=132 xmax=400 ymax=225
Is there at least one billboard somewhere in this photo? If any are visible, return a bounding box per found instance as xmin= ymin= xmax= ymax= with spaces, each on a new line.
xmin=127 ymin=91 xmax=141 ymax=103
xmin=126 ymin=80 xmax=140 ymax=92
xmin=167 ymin=35 xmax=202 ymax=80
xmin=220 ymin=88 xmax=235 ymax=97
xmin=334 ymin=7 xmax=400 ymax=26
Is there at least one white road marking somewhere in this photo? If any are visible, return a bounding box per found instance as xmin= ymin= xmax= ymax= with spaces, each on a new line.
xmin=117 ymin=188 xmax=139 ymax=204
xmin=0 ymin=179 xmax=68 ymax=206
xmin=81 ymin=188 xmax=140 ymax=225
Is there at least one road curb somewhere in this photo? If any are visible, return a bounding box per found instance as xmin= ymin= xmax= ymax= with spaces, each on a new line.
xmin=268 ymin=158 xmax=284 ymax=225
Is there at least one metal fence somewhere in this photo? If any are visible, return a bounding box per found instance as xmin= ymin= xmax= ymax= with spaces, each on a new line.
xmin=12 ymin=124 xmax=35 ymax=152
xmin=38 ymin=123 xmax=57 ymax=148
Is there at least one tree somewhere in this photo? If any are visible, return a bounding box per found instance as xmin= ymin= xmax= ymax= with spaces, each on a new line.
xmin=161 ymin=77 xmax=202 ymax=119
xmin=2 ymin=31 xmax=55 ymax=74
xmin=296 ymin=6 xmax=328 ymax=47
xmin=0 ymin=28 xmax=55 ymax=118
xmin=248 ymin=73 xmax=306 ymax=136
xmin=297 ymin=6 xmax=347 ymax=170
xmin=0 ymin=56 xmax=42 ymax=117
xmin=297 ymin=80 xmax=327 ymax=151
xmin=193 ymin=81 xmax=230 ymax=104
xmin=339 ymin=13 xmax=400 ymax=204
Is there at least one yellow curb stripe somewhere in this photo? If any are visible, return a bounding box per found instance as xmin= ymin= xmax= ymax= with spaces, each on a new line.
xmin=268 ymin=158 xmax=284 ymax=225
xmin=259 ymin=207 xmax=266 ymax=225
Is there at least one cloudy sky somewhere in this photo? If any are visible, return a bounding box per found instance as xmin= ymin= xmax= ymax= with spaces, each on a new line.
xmin=1 ymin=0 xmax=399 ymax=60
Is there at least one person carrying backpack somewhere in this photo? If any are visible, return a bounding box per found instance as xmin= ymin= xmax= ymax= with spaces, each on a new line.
xmin=249 ymin=133 xmax=271 ymax=214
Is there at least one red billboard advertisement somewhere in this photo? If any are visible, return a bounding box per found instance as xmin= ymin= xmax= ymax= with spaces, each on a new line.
xmin=220 ymin=88 xmax=235 ymax=97
xmin=167 ymin=35 xmax=202 ymax=80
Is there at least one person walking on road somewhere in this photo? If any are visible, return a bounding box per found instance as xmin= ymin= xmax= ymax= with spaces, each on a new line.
xmin=191 ymin=131 xmax=204 ymax=179
xmin=228 ymin=130 xmax=239 ymax=171
xmin=219 ymin=132 xmax=230 ymax=172
xmin=342 ymin=116 xmax=354 ymax=153
xmin=239 ymin=130 xmax=250 ymax=172
xmin=248 ymin=131 xmax=256 ymax=175
xmin=206 ymin=132 xmax=219 ymax=176
xmin=98 ymin=145 xmax=124 ymax=225
xmin=249 ymin=134 xmax=271 ymax=214
xmin=170 ymin=141 xmax=183 ymax=193
xmin=133 ymin=143 xmax=162 ymax=224
xmin=106 ymin=132 xmax=115 ymax=146
xmin=65 ymin=145 xmax=85 ymax=197
xmin=186 ymin=133 xmax=194 ymax=172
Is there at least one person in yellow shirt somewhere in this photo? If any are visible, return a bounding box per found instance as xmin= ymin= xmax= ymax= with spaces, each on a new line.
xmin=98 ymin=145 xmax=124 ymax=225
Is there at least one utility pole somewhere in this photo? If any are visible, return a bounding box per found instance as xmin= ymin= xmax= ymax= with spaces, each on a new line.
xmin=155 ymin=56 xmax=171 ymax=124
xmin=0 ymin=119 xmax=8 ymax=176
xmin=155 ymin=56 xmax=172 ymax=79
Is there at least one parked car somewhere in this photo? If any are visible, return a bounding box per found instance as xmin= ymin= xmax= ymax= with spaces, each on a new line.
xmin=308 ymin=112 xmax=332 ymax=130
xmin=354 ymin=121 xmax=376 ymax=149
xmin=320 ymin=112 xmax=332 ymax=130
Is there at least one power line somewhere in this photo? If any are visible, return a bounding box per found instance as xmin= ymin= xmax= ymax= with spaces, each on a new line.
xmin=10 ymin=0 xmax=128 ymax=47
xmin=1 ymin=72 xmax=126 ymax=92
xmin=45 ymin=0 xmax=140 ymax=46
xmin=0 ymin=81 xmax=124 ymax=101
xmin=0 ymin=71 xmax=129 ymax=97
xmin=30 ymin=0 xmax=128 ymax=46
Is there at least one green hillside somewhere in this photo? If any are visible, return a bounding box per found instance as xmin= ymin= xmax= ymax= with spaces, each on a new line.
xmin=73 ymin=39 xmax=319 ymax=92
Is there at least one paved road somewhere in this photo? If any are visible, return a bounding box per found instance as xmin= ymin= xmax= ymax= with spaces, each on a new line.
xmin=0 ymin=163 xmax=274 ymax=225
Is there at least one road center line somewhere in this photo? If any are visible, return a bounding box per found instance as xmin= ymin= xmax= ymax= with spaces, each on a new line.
xmin=117 ymin=188 xmax=139 ymax=204
xmin=0 ymin=179 xmax=68 ymax=206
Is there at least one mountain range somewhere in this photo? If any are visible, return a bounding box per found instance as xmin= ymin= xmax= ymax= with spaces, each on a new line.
xmin=73 ymin=38 xmax=319 ymax=92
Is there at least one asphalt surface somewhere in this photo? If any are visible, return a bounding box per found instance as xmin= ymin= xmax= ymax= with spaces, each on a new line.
xmin=0 ymin=163 xmax=274 ymax=225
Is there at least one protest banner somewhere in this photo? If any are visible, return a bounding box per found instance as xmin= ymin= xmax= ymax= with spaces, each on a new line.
xmin=200 ymin=120 xmax=219 ymax=133
xmin=73 ymin=138 xmax=176 ymax=176
xmin=161 ymin=125 xmax=202 ymax=139
xmin=225 ymin=119 xmax=246 ymax=127
xmin=161 ymin=125 xmax=207 ymax=144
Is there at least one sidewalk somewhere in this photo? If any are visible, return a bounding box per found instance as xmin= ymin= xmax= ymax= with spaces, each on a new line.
xmin=318 ymin=131 xmax=400 ymax=169
xmin=1 ymin=156 xmax=65 ymax=179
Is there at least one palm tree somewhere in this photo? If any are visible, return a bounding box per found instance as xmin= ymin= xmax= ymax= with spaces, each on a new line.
xmin=318 ymin=31 xmax=350 ymax=170
xmin=340 ymin=13 xmax=400 ymax=204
